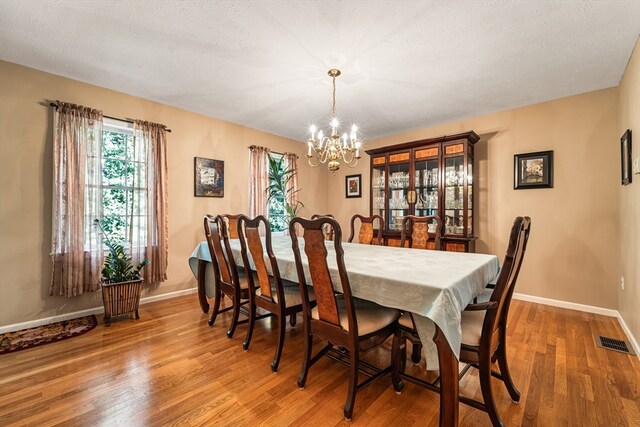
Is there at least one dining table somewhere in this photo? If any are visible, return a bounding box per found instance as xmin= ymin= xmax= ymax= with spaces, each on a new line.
xmin=188 ymin=235 xmax=499 ymax=427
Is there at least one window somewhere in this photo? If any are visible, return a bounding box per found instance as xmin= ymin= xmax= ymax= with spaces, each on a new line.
xmin=267 ymin=153 xmax=287 ymax=233
xmin=99 ymin=118 xmax=147 ymax=244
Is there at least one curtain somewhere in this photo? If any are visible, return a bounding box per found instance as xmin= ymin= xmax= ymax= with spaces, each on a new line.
xmin=249 ymin=145 xmax=271 ymax=219
xmin=133 ymin=120 xmax=169 ymax=284
xmin=50 ymin=102 xmax=104 ymax=297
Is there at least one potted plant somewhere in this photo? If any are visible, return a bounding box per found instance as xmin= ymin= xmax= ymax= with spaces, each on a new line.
xmin=266 ymin=155 xmax=304 ymax=232
xmin=94 ymin=219 xmax=150 ymax=326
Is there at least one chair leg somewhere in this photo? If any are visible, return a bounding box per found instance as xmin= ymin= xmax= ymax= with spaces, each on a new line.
xmin=391 ymin=332 xmax=406 ymax=393
xmin=289 ymin=313 xmax=297 ymax=327
xmin=226 ymin=296 xmax=241 ymax=338
xmin=242 ymin=302 xmax=256 ymax=350
xmin=297 ymin=328 xmax=313 ymax=389
xmin=208 ymin=289 xmax=222 ymax=326
xmin=344 ymin=346 xmax=359 ymax=420
xmin=272 ymin=314 xmax=286 ymax=373
xmin=411 ymin=342 xmax=422 ymax=364
xmin=497 ymin=343 xmax=520 ymax=402
xmin=479 ymin=355 xmax=505 ymax=427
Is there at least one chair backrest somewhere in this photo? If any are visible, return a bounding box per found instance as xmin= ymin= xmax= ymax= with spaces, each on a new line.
xmin=289 ymin=216 xmax=357 ymax=337
xmin=483 ymin=216 xmax=532 ymax=339
xmin=203 ymin=214 xmax=240 ymax=290
xmin=222 ymin=214 xmax=242 ymax=239
xmin=400 ymin=215 xmax=443 ymax=250
xmin=237 ymin=215 xmax=283 ymax=303
xmin=311 ymin=213 xmax=336 ymax=241
xmin=348 ymin=214 xmax=384 ymax=245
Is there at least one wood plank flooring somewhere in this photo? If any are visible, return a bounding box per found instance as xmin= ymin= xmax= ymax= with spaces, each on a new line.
xmin=0 ymin=295 xmax=638 ymax=426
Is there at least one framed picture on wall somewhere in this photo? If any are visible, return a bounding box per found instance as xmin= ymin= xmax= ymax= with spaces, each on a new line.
xmin=514 ymin=150 xmax=554 ymax=189
xmin=345 ymin=174 xmax=362 ymax=198
xmin=194 ymin=157 xmax=224 ymax=197
xmin=621 ymin=129 xmax=632 ymax=185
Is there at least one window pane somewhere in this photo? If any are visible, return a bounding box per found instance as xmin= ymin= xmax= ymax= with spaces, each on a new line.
xmin=103 ymin=131 xmax=127 ymax=159
xmin=103 ymin=159 xmax=127 ymax=186
xmin=102 ymin=216 xmax=127 ymax=243
xmin=103 ymin=188 xmax=127 ymax=218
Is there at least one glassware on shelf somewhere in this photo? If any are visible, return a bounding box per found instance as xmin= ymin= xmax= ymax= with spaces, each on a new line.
xmin=389 ymin=196 xmax=408 ymax=210
xmin=372 ymin=175 xmax=386 ymax=190
xmin=389 ymin=172 xmax=410 ymax=189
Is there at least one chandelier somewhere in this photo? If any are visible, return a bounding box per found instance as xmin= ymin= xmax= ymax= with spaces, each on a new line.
xmin=306 ymin=69 xmax=362 ymax=172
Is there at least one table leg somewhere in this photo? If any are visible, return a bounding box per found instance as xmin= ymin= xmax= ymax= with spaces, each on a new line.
xmin=433 ymin=325 xmax=459 ymax=427
xmin=197 ymin=260 xmax=210 ymax=313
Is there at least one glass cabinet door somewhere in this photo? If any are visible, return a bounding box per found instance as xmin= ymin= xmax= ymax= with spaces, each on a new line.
xmin=444 ymin=156 xmax=465 ymax=236
xmin=387 ymin=163 xmax=410 ymax=231
xmin=467 ymin=163 xmax=473 ymax=235
xmin=414 ymin=159 xmax=439 ymax=223
xmin=372 ymin=165 xmax=386 ymax=221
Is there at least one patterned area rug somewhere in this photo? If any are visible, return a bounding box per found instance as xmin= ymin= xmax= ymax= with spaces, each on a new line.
xmin=0 ymin=315 xmax=97 ymax=354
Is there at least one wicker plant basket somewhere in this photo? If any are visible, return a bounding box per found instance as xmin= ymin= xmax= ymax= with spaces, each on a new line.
xmin=100 ymin=277 xmax=144 ymax=326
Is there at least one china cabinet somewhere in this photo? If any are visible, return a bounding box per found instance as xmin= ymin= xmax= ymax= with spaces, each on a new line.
xmin=366 ymin=131 xmax=479 ymax=252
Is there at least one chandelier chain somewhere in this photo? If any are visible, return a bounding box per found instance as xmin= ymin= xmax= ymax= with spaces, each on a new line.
xmin=332 ymin=74 xmax=337 ymax=117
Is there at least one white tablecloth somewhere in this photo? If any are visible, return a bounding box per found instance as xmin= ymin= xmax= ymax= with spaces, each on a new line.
xmin=189 ymin=236 xmax=499 ymax=366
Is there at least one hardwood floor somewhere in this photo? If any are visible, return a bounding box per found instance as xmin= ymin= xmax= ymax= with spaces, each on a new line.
xmin=0 ymin=295 xmax=638 ymax=426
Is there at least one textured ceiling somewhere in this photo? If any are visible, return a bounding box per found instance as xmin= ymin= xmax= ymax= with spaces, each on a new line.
xmin=1 ymin=1 xmax=639 ymax=142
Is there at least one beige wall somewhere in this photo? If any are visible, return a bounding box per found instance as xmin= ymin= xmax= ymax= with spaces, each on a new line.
xmin=328 ymin=88 xmax=620 ymax=310
xmin=618 ymin=38 xmax=640 ymax=344
xmin=0 ymin=58 xmax=631 ymax=329
xmin=0 ymin=61 xmax=327 ymax=326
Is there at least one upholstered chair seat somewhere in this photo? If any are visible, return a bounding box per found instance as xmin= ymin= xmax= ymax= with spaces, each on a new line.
xmin=460 ymin=310 xmax=486 ymax=346
xmin=272 ymin=281 xmax=315 ymax=308
xmin=397 ymin=312 xmax=414 ymax=329
xmin=311 ymin=296 xmax=399 ymax=336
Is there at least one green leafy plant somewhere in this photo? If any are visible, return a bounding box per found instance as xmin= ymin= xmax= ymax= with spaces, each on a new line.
xmin=266 ymin=155 xmax=304 ymax=229
xmin=94 ymin=219 xmax=150 ymax=283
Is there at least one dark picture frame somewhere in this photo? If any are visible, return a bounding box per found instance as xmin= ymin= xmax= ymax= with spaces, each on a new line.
xmin=194 ymin=157 xmax=224 ymax=197
xmin=621 ymin=129 xmax=632 ymax=185
xmin=345 ymin=174 xmax=362 ymax=198
xmin=514 ymin=150 xmax=554 ymax=189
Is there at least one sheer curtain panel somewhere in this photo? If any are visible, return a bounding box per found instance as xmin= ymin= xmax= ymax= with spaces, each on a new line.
xmin=50 ymin=102 xmax=104 ymax=297
xmin=133 ymin=120 xmax=169 ymax=284
xmin=249 ymin=145 xmax=271 ymax=219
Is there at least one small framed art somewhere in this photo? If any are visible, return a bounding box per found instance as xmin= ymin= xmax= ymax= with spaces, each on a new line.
xmin=194 ymin=157 xmax=224 ymax=197
xmin=345 ymin=174 xmax=362 ymax=198
xmin=621 ymin=129 xmax=632 ymax=185
xmin=514 ymin=151 xmax=554 ymax=189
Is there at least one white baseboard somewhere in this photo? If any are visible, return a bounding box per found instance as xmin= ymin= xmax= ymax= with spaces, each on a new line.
xmin=616 ymin=312 xmax=640 ymax=357
xmin=0 ymin=287 xmax=197 ymax=334
xmin=514 ymin=292 xmax=639 ymax=358
xmin=513 ymin=292 xmax=619 ymax=317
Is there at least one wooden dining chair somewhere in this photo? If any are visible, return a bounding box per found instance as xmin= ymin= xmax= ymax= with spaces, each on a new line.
xmin=391 ymin=216 xmax=532 ymax=427
xmin=222 ymin=214 xmax=245 ymax=276
xmin=289 ymin=216 xmax=400 ymax=420
xmin=347 ymin=214 xmax=384 ymax=245
xmin=237 ymin=215 xmax=314 ymax=372
xmin=221 ymin=214 xmax=242 ymax=239
xmin=203 ymin=215 xmax=266 ymax=338
xmin=310 ymin=213 xmax=336 ymax=240
xmin=399 ymin=215 xmax=443 ymax=250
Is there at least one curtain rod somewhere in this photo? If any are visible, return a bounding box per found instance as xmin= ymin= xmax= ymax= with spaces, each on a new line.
xmin=49 ymin=102 xmax=172 ymax=133
xmin=248 ymin=146 xmax=299 ymax=159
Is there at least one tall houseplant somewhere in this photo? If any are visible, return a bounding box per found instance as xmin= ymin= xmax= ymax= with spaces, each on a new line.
xmin=266 ymin=155 xmax=303 ymax=231
xmin=94 ymin=219 xmax=150 ymax=325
